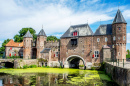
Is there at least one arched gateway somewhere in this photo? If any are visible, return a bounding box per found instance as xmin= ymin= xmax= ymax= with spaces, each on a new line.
xmin=64 ymin=55 xmax=86 ymax=69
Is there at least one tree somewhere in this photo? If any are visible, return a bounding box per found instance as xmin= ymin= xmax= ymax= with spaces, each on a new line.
xmin=14 ymin=28 xmax=37 ymax=42
xmin=127 ymin=49 xmax=130 ymax=55
xmin=0 ymin=39 xmax=11 ymax=55
xmin=47 ymin=36 xmax=59 ymax=41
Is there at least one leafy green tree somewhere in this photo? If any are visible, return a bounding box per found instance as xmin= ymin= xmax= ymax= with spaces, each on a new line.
xmin=14 ymin=28 xmax=37 ymax=42
xmin=0 ymin=39 xmax=11 ymax=55
xmin=127 ymin=49 xmax=130 ymax=55
xmin=47 ymin=36 xmax=59 ymax=41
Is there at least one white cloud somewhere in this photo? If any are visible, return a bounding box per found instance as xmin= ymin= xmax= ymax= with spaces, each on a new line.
xmin=123 ymin=10 xmax=130 ymax=19
xmin=0 ymin=0 xmax=121 ymax=40
xmin=127 ymin=33 xmax=130 ymax=43
xmin=0 ymin=41 xmax=2 ymax=47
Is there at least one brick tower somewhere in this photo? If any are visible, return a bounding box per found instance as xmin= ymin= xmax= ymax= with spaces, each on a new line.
xmin=112 ymin=9 xmax=127 ymax=60
xmin=36 ymin=29 xmax=47 ymax=58
xmin=23 ymin=30 xmax=33 ymax=59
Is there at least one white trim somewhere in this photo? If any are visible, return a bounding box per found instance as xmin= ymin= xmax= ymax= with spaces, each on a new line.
xmin=65 ymin=55 xmax=85 ymax=66
xmin=105 ymin=37 xmax=107 ymax=42
xmin=94 ymin=50 xmax=99 ymax=58
xmin=97 ymin=38 xmax=100 ymax=42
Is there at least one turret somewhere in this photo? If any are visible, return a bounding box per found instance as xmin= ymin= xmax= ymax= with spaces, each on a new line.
xmin=112 ymin=9 xmax=127 ymax=60
xmin=23 ymin=30 xmax=33 ymax=59
xmin=36 ymin=29 xmax=47 ymax=58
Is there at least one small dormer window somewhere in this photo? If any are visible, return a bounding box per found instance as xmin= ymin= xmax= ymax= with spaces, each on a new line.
xmin=73 ymin=31 xmax=77 ymax=36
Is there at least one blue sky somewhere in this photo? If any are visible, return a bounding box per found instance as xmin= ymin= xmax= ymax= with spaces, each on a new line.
xmin=0 ymin=0 xmax=130 ymax=50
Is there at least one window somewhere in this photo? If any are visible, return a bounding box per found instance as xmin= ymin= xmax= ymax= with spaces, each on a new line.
xmin=118 ymin=37 xmax=120 ymax=40
xmin=55 ymin=52 xmax=58 ymax=57
xmin=94 ymin=51 xmax=99 ymax=58
xmin=71 ymin=39 xmax=77 ymax=45
xmin=105 ymin=37 xmax=107 ymax=42
xmin=73 ymin=31 xmax=78 ymax=36
xmin=123 ymin=36 xmax=125 ymax=40
xmin=118 ymin=52 xmax=120 ymax=56
xmin=118 ymin=27 xmax=121 ymax=30
xmin=97 ymin=38 xmax=100 ymax=42
xmin=113 ymin=36 xmax=116 ymax=41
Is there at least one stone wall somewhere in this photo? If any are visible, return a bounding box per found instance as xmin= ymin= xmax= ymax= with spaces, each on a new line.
xmin=60 ymin=35 xmax=112 ymax=65
xmin=14 ymin=59 xmax=38 ymax=68
xmin=105 ymin=62 xmax=130 ymax=86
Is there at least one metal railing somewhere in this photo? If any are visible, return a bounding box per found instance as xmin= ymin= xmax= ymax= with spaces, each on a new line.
xmin=105 ymin=58 xmax=130 ymax=68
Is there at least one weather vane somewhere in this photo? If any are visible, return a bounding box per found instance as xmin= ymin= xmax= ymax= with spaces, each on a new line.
xmin=42 ymin=25 xmax=43 ymax=29
xmin=118 ymin=2 xmax=120 ymax=9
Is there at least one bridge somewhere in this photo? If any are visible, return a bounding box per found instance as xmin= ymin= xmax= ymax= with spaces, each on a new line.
xmin=0 ymin=59 xmax=14 ymax=68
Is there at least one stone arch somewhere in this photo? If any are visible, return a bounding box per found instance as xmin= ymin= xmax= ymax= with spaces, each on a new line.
xmin=64 ymin=55 xmax=86 ymax=69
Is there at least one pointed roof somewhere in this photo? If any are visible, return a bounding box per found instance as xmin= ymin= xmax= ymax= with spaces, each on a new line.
xmin=113 ymin=9 xmax=127 ymax=24
xmin=38 ymin=29 xmax=47 ymax=36
xmin=94 ymin=24 xmax=112 ymax=35
xmin=61 ymin=24 xmax=93 ymax=38
xmin=23 ymin=30 xmax=33 ymax=38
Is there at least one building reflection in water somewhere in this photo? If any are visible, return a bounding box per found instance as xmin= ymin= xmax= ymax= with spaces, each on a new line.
xmin=0 ymin=72 xmax=118 ymax=86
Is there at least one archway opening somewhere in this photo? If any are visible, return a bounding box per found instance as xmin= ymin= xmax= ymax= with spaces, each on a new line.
xmin=1 ymin=62 xmax=14 ymax=68
xmin=67 ymin=56 xmax=85 ymax=69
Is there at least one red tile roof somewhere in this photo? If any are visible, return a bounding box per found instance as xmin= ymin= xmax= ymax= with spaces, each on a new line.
xmin=5 ymin=39 xmax=23 ymax=47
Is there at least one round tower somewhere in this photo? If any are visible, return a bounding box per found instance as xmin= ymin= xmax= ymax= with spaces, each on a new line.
xmin=23 ymin=30 xmax=33 ymax=59
xmin=36 ymin=29 xmax=47 ymax=58
xmin=112 ymin=9 xmax=127 ymax=61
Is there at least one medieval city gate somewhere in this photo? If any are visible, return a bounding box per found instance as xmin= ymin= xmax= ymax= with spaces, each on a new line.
xmin=64 ymin=55 xmax=86 ymax=69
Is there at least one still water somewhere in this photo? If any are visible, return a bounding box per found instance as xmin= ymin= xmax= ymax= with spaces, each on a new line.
xmin=0 ymin=69 xmax=118 ymax=86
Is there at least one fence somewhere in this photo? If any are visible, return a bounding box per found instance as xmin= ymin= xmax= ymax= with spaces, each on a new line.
xmin=105 ymin=58 xmax=130 ymax=68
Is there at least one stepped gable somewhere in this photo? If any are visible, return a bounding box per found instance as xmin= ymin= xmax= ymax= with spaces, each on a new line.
xmin=61 ymin=24 xmax=93 ymax=38
xmin=38 ymin=29 xmax=47 ymax=36
xmin=23 ymin=30 xmax=33 ymax=38
xmin=113 ymin=9 xmax=127 ymax=24
xmin=5 ymin=39 xmax=23 ymax=47
xmin=94 ymin=24 xmax=112 ymax=35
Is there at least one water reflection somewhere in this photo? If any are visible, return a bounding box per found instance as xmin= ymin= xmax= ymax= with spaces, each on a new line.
xmin=0 ymin=72 xmax=118 ymax=86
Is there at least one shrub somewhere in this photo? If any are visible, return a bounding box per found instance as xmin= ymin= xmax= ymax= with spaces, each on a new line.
xmin=29 ymin=65 xmax=37 ymax=68
xmin=42 ymin=65 xmax=45 ymax=68
xmin=91 ymin=67 xmax=96 ymax=70
xmin=23 ymin=65 xmax=29 ymax=69
xmin=46 ymin=66 xmax=49 ymax=68
xmin=79 ymin=65 xmax=84 ymax=67
xmin=6 ymin=56 xmax=20 ymax=59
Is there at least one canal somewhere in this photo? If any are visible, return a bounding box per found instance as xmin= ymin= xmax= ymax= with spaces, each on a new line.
xmin=0 ymin=68 xmax=118 ymax=86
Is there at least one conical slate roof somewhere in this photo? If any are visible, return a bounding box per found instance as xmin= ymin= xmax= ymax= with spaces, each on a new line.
xmin=38 ymin=29 xmax=47 ymax=36
xmin=23 ymin=30 xmax=33 ymax=38
xmin=113 ymin=9 xmax=127 ymax=24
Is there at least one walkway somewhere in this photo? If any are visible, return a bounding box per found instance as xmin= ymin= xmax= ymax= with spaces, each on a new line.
xmin=108 ymin=61 xmax=130 ymax=69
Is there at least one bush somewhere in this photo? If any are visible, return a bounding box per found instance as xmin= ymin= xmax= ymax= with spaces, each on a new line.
xmin=91 ymin=67 xmax=96 ymax=70
xmin=6 ymin=56 xmax=20 ymax=59
xmin=29 ymin=65 xmax=37 ymax=68
xmin=46 ymin=66 xmax=49 ymax=68
xmin=79 ymin=65 xmax=84 ymax=67
xmin=23 ymin=65 xmax=29 ymax=69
